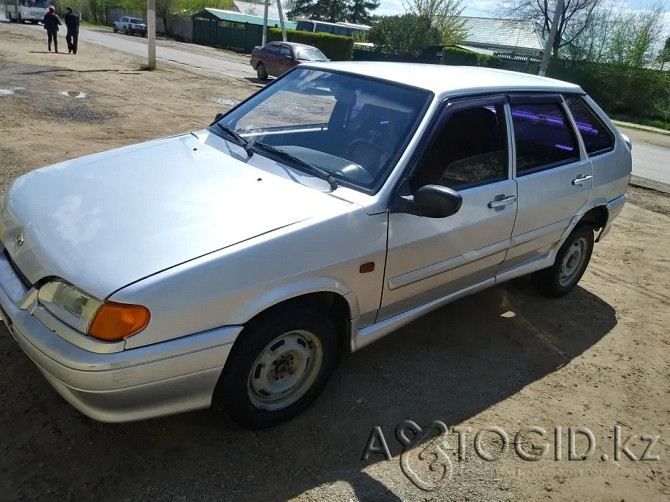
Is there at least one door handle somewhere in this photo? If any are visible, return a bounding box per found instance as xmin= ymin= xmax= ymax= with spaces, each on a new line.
xmin=572 ymin=174 xmax=593 ymax=186
xmin=488 ymin=195 xmax=517 ymax=209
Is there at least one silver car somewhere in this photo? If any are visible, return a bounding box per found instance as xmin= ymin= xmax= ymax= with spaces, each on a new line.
xmin=0 ymin=63 xmax=631 ymax=429
xmin=112 ymin=16 xmax=146 ymax=36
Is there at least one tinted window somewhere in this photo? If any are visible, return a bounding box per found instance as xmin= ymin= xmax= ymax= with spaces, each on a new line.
xmin=279 ymin=45 xmax=292 ymax=58
xmin=511 ymin=103 xmax=579 ymax=175
xmin=565 ymin=96 xmax=615 ymax=155
xmin=265 ymin=43 xmax=280 ymax=55
xmin=413 ymin=103 xmax=508 ymax=190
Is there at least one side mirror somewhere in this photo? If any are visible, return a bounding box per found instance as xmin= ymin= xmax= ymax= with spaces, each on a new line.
xmin=214 ymin=111 xmax=224 ymax=122
xmin=392 ymin=184 xmax=462 ymax=218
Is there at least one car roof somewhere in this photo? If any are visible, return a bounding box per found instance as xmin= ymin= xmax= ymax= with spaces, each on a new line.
xmin=271 ymin=42 xmax=321 ymax=50
xmin=298 ymin=62 xmax=583 ymax=96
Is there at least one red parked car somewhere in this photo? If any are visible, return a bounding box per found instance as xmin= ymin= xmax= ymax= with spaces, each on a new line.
xmin=250 ymin=42 xmax=328 ymax=80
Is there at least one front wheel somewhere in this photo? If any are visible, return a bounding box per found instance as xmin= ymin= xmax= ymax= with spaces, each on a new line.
xmin=123 ymin=27 xmax=128 ymax=35
xmin=536 ymin=224 xmax=594 ymax=297
xmin=213 ymin=309 xmax=340 ymax=429
xmin=256 ymin=62 xmax=268 ymax=80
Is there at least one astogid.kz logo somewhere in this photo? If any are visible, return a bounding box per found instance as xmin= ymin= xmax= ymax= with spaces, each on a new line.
xmin=360 ymin=421 xmax=661 ymax=492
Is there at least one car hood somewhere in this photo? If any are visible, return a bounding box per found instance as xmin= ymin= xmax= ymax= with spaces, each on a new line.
xmin=0 ymin=133 xmax=350 ymax=299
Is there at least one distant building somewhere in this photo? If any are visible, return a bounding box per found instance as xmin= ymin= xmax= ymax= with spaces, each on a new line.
xmin=459 ymin=17 xmax=544 ymax=59
xmin=231 ymin=0 xmax=282 ymax=20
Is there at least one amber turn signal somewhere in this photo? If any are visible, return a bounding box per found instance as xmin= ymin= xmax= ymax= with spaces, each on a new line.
xmin=88 ymin=302 xmax=151 ymax=341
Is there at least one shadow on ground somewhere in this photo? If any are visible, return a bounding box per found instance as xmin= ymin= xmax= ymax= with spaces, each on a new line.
xmin=0 ymin=278 xmax=616 ymax=500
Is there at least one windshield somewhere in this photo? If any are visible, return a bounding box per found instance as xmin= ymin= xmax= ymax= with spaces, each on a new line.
xmin=295 ymin=48 xmax=327 ymax=61
xmin=214 ymin=68 xmax=432 ymax=191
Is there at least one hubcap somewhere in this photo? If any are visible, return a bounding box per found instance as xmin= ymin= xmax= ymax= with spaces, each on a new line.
xmin=247 ymin=330 xmax=322 ymax=411
xmin=558 ymin=237 xmax=588 ymax=287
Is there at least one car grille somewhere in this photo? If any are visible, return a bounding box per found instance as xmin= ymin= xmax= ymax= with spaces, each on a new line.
xmin=3 ymin=249 xmax=32 ymax=289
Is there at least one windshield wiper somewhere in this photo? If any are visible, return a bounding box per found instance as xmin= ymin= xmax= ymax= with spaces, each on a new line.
xmin=252 ymin=142 xmax=338 ymax=191
xmin=214 ymin=123 xmax=253 ymax=157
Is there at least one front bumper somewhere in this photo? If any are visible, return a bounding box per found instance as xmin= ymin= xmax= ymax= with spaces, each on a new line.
xmin=0 ymin=251 xmax=241 ymax=423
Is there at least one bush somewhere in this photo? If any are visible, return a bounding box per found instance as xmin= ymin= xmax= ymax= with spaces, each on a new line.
xmin=441 ymin=46 xmax=502 ymax=68
xmin=268 ymin=29 xmax=354 ymax=61
xmin=547 ymin=58 xmax=670 ymax=121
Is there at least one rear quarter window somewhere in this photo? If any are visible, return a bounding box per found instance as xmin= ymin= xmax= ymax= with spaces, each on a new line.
xmin=565 ymin=96 xmax=615 ymax=156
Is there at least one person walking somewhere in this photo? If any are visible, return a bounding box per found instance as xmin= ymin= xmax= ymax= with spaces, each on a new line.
xmin=42 ymin=6 xmax=62 ymax=53
xmin=64 ymin=7 xmax=79 ymax=54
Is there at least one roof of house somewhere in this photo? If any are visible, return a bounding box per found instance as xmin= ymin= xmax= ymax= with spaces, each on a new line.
xmin=195 ymin=7 xmax=297 ymax=29
xmin=462 ymin=17 xmax=544 ymax=52
xmin=299 ymin=62 xmax=582 ymax=96
xmin=232 ymin=0 xmax=281 ymax=20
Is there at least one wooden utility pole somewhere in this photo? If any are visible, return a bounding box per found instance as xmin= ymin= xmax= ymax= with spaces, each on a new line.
xmin=262 ymin=0 xmax=269 ymax=46
xmin=147 ymin=0 xmax=156 ymax=69
xmin=276 ymin=0 xmax=287 ymax=41
xmin=538 ymin=0 xmax=564 ymax=77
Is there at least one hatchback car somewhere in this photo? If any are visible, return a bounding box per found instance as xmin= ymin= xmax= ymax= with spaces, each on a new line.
xmin=250 ymin=41 xmax=328 ymax=80
xmin=0 ymin=63 xmax=631 ymax=429
xmin=112 ymin=16 xmax=146 ymax=36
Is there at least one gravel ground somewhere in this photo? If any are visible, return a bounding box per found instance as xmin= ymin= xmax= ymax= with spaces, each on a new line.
xmin=0 ymin=21 xmax=669 ymax=502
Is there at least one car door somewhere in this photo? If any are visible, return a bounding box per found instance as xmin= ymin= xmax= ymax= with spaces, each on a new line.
xmin=277 ymin=44 xmax=294 ymax=75
xmin=503 ymin=94 xmax=593 ymax=268
xmin=264 ymin=43 xmax=281 ymax=76
xmin=379 ymin=95 xmax=517 ymax=321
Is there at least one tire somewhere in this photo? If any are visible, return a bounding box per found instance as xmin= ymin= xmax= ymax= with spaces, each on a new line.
xmin=123 ymin=27 xmax=128 ymax=35
xmin=536 ymin=224 xmax=595 ymax=298
xmin=113 ymin=25 xmax=118 ymax=33
xmin=30 ymin=20 xmax=37 ymax=24
xmin=256 ymin=62 xmax=268 ymax=80
xmin=213 ymin=308 xmax=340 ymax=429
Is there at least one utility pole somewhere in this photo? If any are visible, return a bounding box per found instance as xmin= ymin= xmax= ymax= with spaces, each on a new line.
xmin=277 ymin=0 xmax=287 ymax=41
xmin=147 ymin=0 xmax=156 ymax=69
xmin=262 ymin=0 xmax=269 ymax=46
xmin=538 ymin=0 xmax=564 ymax=77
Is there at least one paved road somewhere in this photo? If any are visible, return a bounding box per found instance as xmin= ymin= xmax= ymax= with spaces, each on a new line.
xmin=16 ymin=22 xmax=256 ymax=79
xmin=619 ymin=127 xmax=670 ymax=185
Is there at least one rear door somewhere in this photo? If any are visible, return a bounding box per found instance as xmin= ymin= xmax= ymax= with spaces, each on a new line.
xmin=504 ymin=94 xmax=592 ymax=268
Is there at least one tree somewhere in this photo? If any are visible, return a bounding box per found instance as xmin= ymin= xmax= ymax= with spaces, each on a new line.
xmin=368 ymin=13 xmax=442 ymax=55
xmin=500 ymin=0 xmax=603 ymax=54
xmin=404 ymin=0 xmax=466 ymax=44
xmin=658 ymin=37 xmax=670 ymax=70
xmin=288 ymin=0 xmax=351 ymax=22
xmin=605 ymin=5 xmax=664 ymax=68
xmin=561 ymin=2 xmax=612 ymax=61
xmin=349 ymin=0 xmax=379 ymax=24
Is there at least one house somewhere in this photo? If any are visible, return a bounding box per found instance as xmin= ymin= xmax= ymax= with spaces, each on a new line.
xmin=192 ymin=7 xmax=296 ymax=52
xmin=459 ymin=17 xmax=545 ymax=59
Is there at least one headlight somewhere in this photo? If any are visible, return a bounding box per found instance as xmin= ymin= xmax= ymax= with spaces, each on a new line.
xmin=38 ymin=280 xmax=150 ymax=341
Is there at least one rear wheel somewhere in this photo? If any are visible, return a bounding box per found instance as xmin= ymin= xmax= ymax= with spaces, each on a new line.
xmin=256 ymin=62 xmax=268 ymax=80
xmin=213 ymin=309 xmax=340 ymax=429
xmin=536 ymin=224 xmax=594 ymax=297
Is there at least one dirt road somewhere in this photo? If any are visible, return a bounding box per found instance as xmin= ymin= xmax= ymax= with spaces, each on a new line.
xmin=0 ymin=22 xmax=669 ymax=502
xmin=12 ymin=20 xmax=257 ymax=79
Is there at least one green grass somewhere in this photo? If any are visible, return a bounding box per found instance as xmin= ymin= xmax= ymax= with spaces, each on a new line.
xmin=610 ymin=113 xmax=670 ymax=132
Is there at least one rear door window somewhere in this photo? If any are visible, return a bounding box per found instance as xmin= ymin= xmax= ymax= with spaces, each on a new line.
xmin=510 ymin=102 xmax=580 ymax=175
xmin=565 ymin=96 xmax=615 ymax=156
